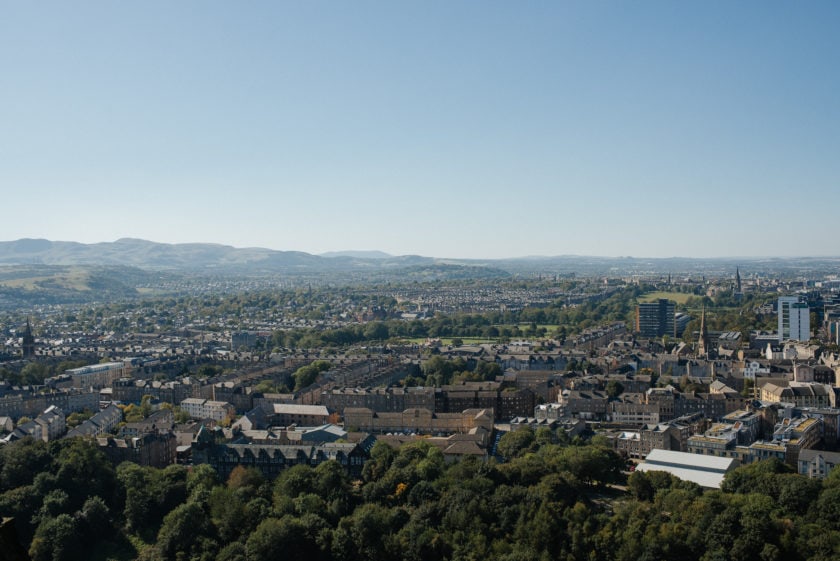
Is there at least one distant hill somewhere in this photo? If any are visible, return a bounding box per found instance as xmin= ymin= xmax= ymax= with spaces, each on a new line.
xmin=0 ymin=238 xmax=333 ymax=271
xmin=0 ymin=239 xmax=513 ymax=307
xmin=320 ymin=250 xmax=393 ymax=259
xmin=1 ymin=238 xmax=838 ymax=279
xmin=0 ymin=264 xmax=170 ymax=309
xmin=0 ymin=238 xmax=473 ymax=279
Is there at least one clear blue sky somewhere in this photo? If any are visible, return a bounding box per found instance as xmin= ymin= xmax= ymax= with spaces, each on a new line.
xmin=1 ymin=2 xmax=838 ymax=259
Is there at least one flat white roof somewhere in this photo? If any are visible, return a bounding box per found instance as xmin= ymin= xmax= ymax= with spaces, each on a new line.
xmin=638 ymin=449 xmax=738 ymax=489
xmin=645 ymin=449 xmax=737 ymax=472
xmin=636 ymin=463 xmax=728 ymax=489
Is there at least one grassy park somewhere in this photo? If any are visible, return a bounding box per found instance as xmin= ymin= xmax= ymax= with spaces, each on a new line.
xmin=637 ymin=291 xmax=695 ymax=305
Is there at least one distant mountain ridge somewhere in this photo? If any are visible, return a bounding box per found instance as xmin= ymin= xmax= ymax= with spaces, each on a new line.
xmin=0 ymin=239 xmax=515 ymax=307
xmin=0 ymin=238 xmax=432 ymax=272
xmin=2 ymin=238 xmax=839 ymax=277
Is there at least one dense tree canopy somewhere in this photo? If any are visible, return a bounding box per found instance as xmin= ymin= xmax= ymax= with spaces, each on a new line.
xmin=1 ymin=432 xmax=839 ymax=561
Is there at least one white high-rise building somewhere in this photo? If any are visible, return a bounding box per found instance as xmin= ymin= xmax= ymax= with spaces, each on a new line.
xmin=778 ymin=296 xmax=810 ymax=342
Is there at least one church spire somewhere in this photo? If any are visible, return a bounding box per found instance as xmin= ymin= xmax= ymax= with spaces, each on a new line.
xmin=697 ymin=306 xmax=709 ymax=358
xmin=22 ymin=317 xmax=35 ymax=358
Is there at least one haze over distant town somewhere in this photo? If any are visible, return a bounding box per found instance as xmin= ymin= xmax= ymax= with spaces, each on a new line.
xmin=2 ymin=2 xmax=839 ymax=259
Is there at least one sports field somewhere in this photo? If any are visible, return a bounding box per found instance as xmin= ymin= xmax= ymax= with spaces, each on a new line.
xmin=637 ymin=291 xmax=694 ymax=305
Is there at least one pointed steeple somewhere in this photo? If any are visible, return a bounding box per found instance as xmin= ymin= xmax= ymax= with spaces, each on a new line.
xmin=697 ymin=306 xmax=709 ymax=358
xmin=736 ymin=267 xmax=742 ymax=293
xmin=21 ymin=317 xmax=35 ymax=358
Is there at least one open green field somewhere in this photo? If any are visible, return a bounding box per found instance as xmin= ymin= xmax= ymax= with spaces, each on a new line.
xmin=516 ymin=323 xmax=558 ymax=331
xmin=0 ymin=269 xmax=92 ymax=291
xmin=400 ymin=337 xmax=494 ymax=345
xmin=0 ymin=275 xmax=52 ymax=289
xmin=638 ymin=291 xmax=694 ymax=305
xmin=136 ymin=287 xmax=169 ymax=296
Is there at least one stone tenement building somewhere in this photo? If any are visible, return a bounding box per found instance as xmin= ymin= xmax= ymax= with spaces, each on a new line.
xmin=323 ymin=387 xmax=436 ymax=415
xmin=342 ymin=407 xmax=493 ymax=436
xmin=435 ymin=383 xmax=536 ymax=421
xmin=0 ymin=388 xmax=98 ymax=419
xmin=322 ymin=383 xmax=535 ymax=421
xmin=97 ymin=432 xmax=177 ymax=469
xmin=191 ymin=427 xmax=370 ymax=480
xmin=112 ymin=378 xmax=205 ymax=406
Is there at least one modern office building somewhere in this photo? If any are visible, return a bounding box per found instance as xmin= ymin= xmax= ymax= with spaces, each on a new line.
xmin=778 ymin=296 xmax=810 ymax=342
xmin=636 ymin=299 xmax=676 ymax=338
xmin=674 ymin=312 xmax=692 ymax=337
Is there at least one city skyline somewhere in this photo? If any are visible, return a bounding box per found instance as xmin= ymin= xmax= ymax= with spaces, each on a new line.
xmin=2 ymin=2 xmax=838 ymax=259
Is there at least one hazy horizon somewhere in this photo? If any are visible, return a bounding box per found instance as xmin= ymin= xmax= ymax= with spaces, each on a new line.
xmin=2 ymin=236 xmax=839 ymax=262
